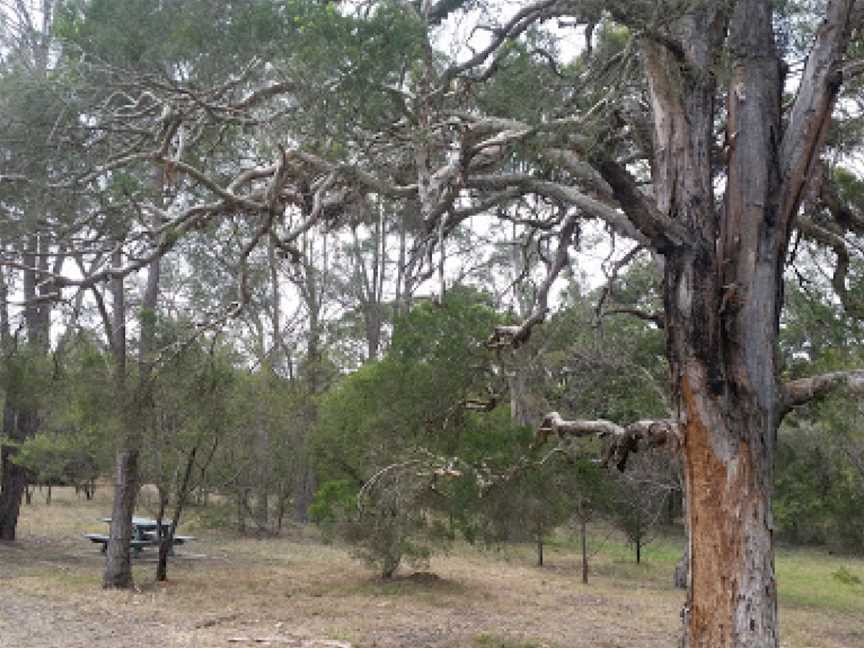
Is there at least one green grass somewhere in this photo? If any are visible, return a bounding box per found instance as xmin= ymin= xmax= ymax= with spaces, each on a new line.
xmin=541 ymin=526 xmax=864 ymax=617
xmin=776 ymin=546 xmax=864 ymax=612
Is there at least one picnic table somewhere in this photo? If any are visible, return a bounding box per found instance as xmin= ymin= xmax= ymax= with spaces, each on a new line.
xmin=84 ymin=517 xmax=195 ymax=554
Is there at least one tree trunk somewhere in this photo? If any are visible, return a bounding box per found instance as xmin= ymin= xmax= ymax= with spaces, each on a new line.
xmin=156 ymin=538 xmax=171 ymax=582
xmin=237 ymin=488 xmax=248 ymax=533
xmin=619 ymin=3 xmax=804 ymax=644
xmin=292 ymin=461 xmax=316 ymax=524
xmin=104 ymin=166 xmax=162 ymax=587
xmin=103 ymin=245 xmax=136 ymax=588
xmin=155 ymin=488 xmax=170 ymax=582
xmin=580 ymin=517 xmax=588 ymax=584
xmin=674 ymin=543 xmax=689 ymax=590
xmin=0 ymin=263 xmax=23 ymax=540
xmin=0 ymin=436 xmax=29 ymax=540
xmin=536 ymin=534 xmax=544 ymax=568
xmin=103 ymin=449 xmax=139 ymax=588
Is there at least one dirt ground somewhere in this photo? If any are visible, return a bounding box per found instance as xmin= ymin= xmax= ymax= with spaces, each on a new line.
xmin=1 ymin=488 xmax=861 ymax=648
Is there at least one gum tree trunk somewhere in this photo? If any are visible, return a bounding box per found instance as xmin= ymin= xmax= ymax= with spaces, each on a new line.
xmin=644 ymin=3 xmax=783 ymax=640
xmin=593 ymin=2 xmax=857 ymax=645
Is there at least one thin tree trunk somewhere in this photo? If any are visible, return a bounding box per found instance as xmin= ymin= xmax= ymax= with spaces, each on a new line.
xmin=536 ymin=534 xmax=543 ymax=568
xmin=156 ymin=445 xmax=198 ymax=581
xmin=0 ymin=413 xmax=33 ymax=540
xmin=155 ymin=486 xmax=169 ymax=582
xmin=674 ymin=543 xmax=689 ymax=590
xmin=103 ymin=449 xmax=138 ymax=588
xmin=104 ymin=245 xmax=135 ymax=588
xmin=580 ymin=517 xmax=588 ymax=584
xmin=104 ymin=164 xmax=162 ymax=587
xmin=0 ymin=258 xmax=21 ymax=539
xmin=237 ymin=488 xmax=249 ymax=533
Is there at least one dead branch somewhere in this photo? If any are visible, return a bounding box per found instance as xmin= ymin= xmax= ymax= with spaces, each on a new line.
xmin=486 ymin=213 xmax=577 ymax=350
xmin=536 ymin=411 xmax=679 ymax=472
xmin=780 ymin=369 xmax=864 ymax=416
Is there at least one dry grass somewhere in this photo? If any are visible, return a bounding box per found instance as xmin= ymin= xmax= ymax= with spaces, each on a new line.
xmin=1 ymin=486 xmax=862 ymax=648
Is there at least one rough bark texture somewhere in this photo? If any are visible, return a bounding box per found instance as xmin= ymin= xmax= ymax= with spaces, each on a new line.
xmin=610 ymin=2 xmax=857 ymax=645
xmin=103 ymin=449 xmax=138 ymax=588
xmin=641 ymin=3 xmax=784 ymax=642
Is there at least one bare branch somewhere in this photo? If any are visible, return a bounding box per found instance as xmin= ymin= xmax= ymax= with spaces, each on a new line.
xmin=780 ymin=369 xmax=864 ymax=416
xmin=440 ymin=0 xmax=564 ymax=86
xmin=779 ymin=0 xmax=858 ymax=232
xmin=486 ymin=212 xmax=577 ymax=349
xmin=467 ymin=173 xmax=647 ymax=244
xmin=594 ymin=158 xmax=691 ymax=253
xmin=536 ymin=411 xmax=679 ymax=471
xmin=602 ymin=307 xmax=666 ymax=328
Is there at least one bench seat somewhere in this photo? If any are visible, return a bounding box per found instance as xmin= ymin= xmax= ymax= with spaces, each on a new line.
xmin=85 ymin=532 xmax=194 ymax=554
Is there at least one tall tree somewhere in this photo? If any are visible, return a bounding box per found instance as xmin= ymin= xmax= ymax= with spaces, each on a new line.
xmin=524 ymin=3 xmax=864 ymax=645
xmin=0 ymin=0 xmax=62 ymax=540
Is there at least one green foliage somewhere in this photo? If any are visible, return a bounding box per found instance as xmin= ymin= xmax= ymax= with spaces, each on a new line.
xmin=313 ymin=472 xmax=449 ymax=579
xmin=141 ymin=330 xmax=241 ymax=494
xmin=607 ymin=454 xmax=675 ymax=563
xmin=474 ymin=31 xmax=573 ymax=123
xmin=0 ymin=347 xmax=54 ymax=412
xmin=780 ymin=281 xmax=864 ymax=374
xmin=270 ymin=1 xmax=428 ymax=143
xmin=314 ymin=286 xmax=502 ymax=485
xmin=313 ymin=287 xmax=506 ymax=573
xmin=56 ymin=0 xmax=286 ymax=73
xmin=13 ymin=431 xmax=92 ymax=488
xmin=776 ymin=282 xmax=864 ymax=551
xmin=536 ymin=270 xmax=668 ymax=423
xmin=310 ymin=479 xmax=357 ymax=525
xmin=476 ymin=454 xmax=606 ymax=555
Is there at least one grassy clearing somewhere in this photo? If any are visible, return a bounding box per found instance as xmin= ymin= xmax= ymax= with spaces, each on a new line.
xmin=2 ymin=486 xmax=862 ymax=648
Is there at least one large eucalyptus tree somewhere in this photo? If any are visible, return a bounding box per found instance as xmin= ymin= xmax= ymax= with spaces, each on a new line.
xmin=6 ymin=0 xmax=864 ymax=645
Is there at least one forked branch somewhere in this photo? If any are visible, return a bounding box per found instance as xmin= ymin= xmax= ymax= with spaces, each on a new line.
xmin=536 ymin=411 xmax=679 ymax=471
xmin=486 ymin=212 xmax=577 ymax=350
